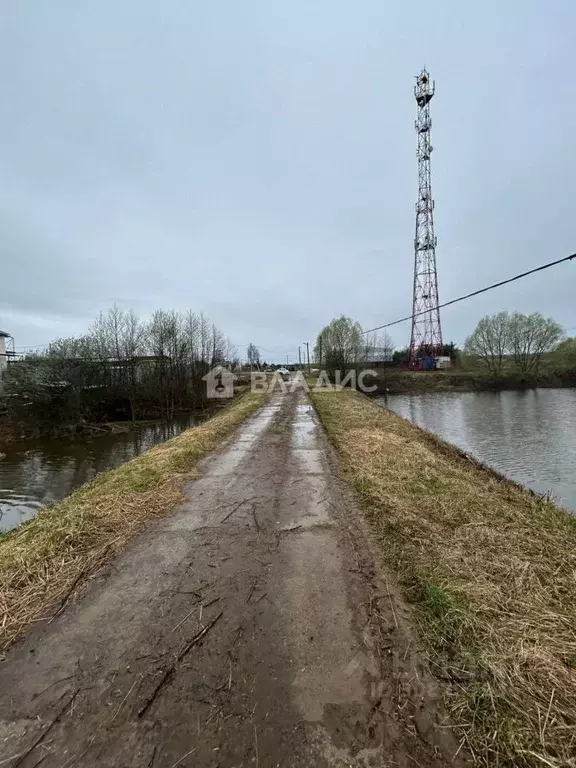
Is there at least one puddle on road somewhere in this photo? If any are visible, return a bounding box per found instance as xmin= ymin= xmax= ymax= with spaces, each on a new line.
xmin=290 ymin=421 xmax=316 ymax=449
xmin=210 ymin=402 xmax=282 ymax=474
xmin=290 ymin=448 xmax=324 ymax=475
xmin=280 ymin=403 xmax=332 ymax=530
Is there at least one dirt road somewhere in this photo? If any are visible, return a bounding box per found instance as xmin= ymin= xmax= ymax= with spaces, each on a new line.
xmin=0 ymin=390 xmax=462 ymax=767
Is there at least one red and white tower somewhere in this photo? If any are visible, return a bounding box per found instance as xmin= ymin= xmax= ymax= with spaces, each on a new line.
xmin=409 ymin=69 xmax=443 ymax=365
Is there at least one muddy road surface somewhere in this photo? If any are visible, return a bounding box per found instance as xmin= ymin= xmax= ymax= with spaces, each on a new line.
xmin=0 ymin=390 xmax=463 ymax=767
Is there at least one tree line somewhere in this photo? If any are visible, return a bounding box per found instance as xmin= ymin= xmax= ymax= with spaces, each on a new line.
xmin=314 ymin=311 xmax=575 ymax=377
xmin=314 ymin=317 xmax=394 ymax=372
xmin=463 ymin=311 xmax=568 ymax=375
xmin=2 ymin=307 xmax=238 ymax=431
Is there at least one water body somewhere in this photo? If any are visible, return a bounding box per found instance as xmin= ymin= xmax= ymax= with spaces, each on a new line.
xmin=0 ymin=416 xmax=200 ymax=532
xmin=377 ymin=389 xmax=576 ymax=513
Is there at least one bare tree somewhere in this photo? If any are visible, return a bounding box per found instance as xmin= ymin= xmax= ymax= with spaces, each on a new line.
xmin=222 ymin=337 xmax=238 ymax=368
xmin=247 ymin=343 xmax=260 ymax=369
xmin=363 ymin=331 xmax=394 ymax=363
xmin=464 ymin=312 xmax=512 ymax=375
xmin=508 ymin=312 xmax=564 ymax=373
xmin=465 ymin=311 xmax=563 ymax=375
xmin=314 ymin=317 xmax=364 ymax=373
xmin=5 ymin=305 xmax=238 ymax=430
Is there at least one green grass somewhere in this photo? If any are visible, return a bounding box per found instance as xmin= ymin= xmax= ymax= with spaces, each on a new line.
xmin=311 ymin=388 xmax=576 ymax=767
xmin=0 ymin=392 xmax=267 ymax=654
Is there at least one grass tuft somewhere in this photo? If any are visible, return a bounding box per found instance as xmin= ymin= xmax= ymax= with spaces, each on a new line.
xmin=311 ymin=388 xmax=576 ymax=767
xmin=0 ymin=392 xmax=266 ymax=654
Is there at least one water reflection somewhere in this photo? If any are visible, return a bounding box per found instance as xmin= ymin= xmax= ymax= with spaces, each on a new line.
xmin=378 ymin=389 xmax=576 ymax=512
xmin=0 ymin=417 xmax=199 ymax=532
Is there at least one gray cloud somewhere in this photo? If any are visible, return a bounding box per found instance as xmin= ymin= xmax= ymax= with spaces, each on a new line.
xmin=0 ymin=0 xmax=574 ymax=358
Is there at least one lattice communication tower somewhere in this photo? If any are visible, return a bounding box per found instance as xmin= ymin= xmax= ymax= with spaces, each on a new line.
xmin=409 ymin=69 xmax=443 ymax=364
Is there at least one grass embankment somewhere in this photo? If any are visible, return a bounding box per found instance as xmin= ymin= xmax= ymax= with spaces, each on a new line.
xmin=311 ymin=388 xmax=576 ymax=767
xmin=0 ymin=392 xmax=266 ymax=655
xmin=375 ymin=367 xmax=576 ymax=394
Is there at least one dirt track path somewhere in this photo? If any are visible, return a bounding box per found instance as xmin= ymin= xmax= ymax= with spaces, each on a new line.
xmin=0 ymin=390 xmax=462 ymax=767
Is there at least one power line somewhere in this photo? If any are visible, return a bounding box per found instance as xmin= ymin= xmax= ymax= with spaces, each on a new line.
xmin=363 ymin=252 xmax=576 ymax=335
xmin=14 ymin=254 xmax=575 ymax=352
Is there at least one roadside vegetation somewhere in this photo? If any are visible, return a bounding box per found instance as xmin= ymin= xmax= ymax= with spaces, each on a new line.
xmin=0 ymin=391 xmax=266 ymax=655
xmin=373 ymin=365 xmax=576 ymax=394
xmin=455 ymin=312 xmax=575 ymax=391
xmin=314 ymin=315 xmax=394 ymax=371
xmin=311 ymin=312 xmax=575 ymax=393
xmin=311 ymin=388 xmax=576 ymax=767
xmin=1 ymin=306 xmax=238 ymax=438
xmin=463 ymin=311 xmax=564 ymax=376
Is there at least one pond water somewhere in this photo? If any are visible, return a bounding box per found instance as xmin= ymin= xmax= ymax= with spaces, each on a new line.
xmin=377 ymin=388 xmax=576 ymax=512
xmin=0 ymin=416 xmax=200 ymax=532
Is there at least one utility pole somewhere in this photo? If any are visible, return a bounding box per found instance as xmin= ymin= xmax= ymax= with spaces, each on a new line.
xmin=298 ymin=346 xmax=302 ymax=369
xmin=303 ymin=342 xmax=310 ymax=373
xmin=409 ymin=68 xmax=443 ymax=367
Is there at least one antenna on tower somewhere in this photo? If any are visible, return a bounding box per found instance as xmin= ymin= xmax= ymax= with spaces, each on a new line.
xmin=409 ymin=68 xmax=443 ymax=367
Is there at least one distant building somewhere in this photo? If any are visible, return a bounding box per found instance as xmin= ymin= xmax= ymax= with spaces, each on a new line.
xmin=360 ymin=345 xmax=394 ymax=365
xmin=0 ymin=330 xmax=11 ymax=377
xmin=435 ymin=356 xmax=452 ymax=370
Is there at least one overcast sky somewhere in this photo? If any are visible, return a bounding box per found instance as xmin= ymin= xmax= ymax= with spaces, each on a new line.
xmin=0 ymin=1 xmax=574 ymax=362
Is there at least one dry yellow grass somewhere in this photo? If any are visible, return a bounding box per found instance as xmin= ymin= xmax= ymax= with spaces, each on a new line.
xmin=311 ymin=388 xmax=576 ymax=767
xmin=0 ymin=392 xmax=266 ymax=655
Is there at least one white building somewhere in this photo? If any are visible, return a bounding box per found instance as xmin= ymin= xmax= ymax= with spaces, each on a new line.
xmin=0 ymin=330 xmax=11 ymax=377
xmin=435 ymin=355 xmax=452 ymax=370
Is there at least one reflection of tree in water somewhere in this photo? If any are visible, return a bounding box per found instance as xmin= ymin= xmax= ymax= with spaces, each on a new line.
xmin=0 ymin=415 xmax=199 ymax=533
